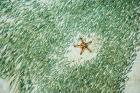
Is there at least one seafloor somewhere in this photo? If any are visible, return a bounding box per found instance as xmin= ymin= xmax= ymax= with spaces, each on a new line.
xmin=0 ymin=0 xmax=140 ymax=93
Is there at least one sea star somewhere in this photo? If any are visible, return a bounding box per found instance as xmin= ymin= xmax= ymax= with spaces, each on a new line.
xmin=74 ymin=37 xmax=92 ymax=55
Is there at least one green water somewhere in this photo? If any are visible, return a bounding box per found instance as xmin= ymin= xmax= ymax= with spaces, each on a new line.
xmin=0 ymin=0 xmax=139 ymax=93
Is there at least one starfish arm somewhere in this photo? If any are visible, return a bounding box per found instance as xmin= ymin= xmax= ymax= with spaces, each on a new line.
xmin=74 ymin=44 xmax=81 ymax=48
xmin=86 ymin=41 xmax=92 ymax=45
xmin=86 ymin=47 xmax=92 ymax=53
xmin=80 ymin=48 xmax=85 ymax=55
xmin=80 ymin=37 xmax=84 ymax=43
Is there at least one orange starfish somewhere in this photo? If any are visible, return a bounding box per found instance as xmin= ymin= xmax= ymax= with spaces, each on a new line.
xmin=74 ymin=37 xmax=92 ymax=55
